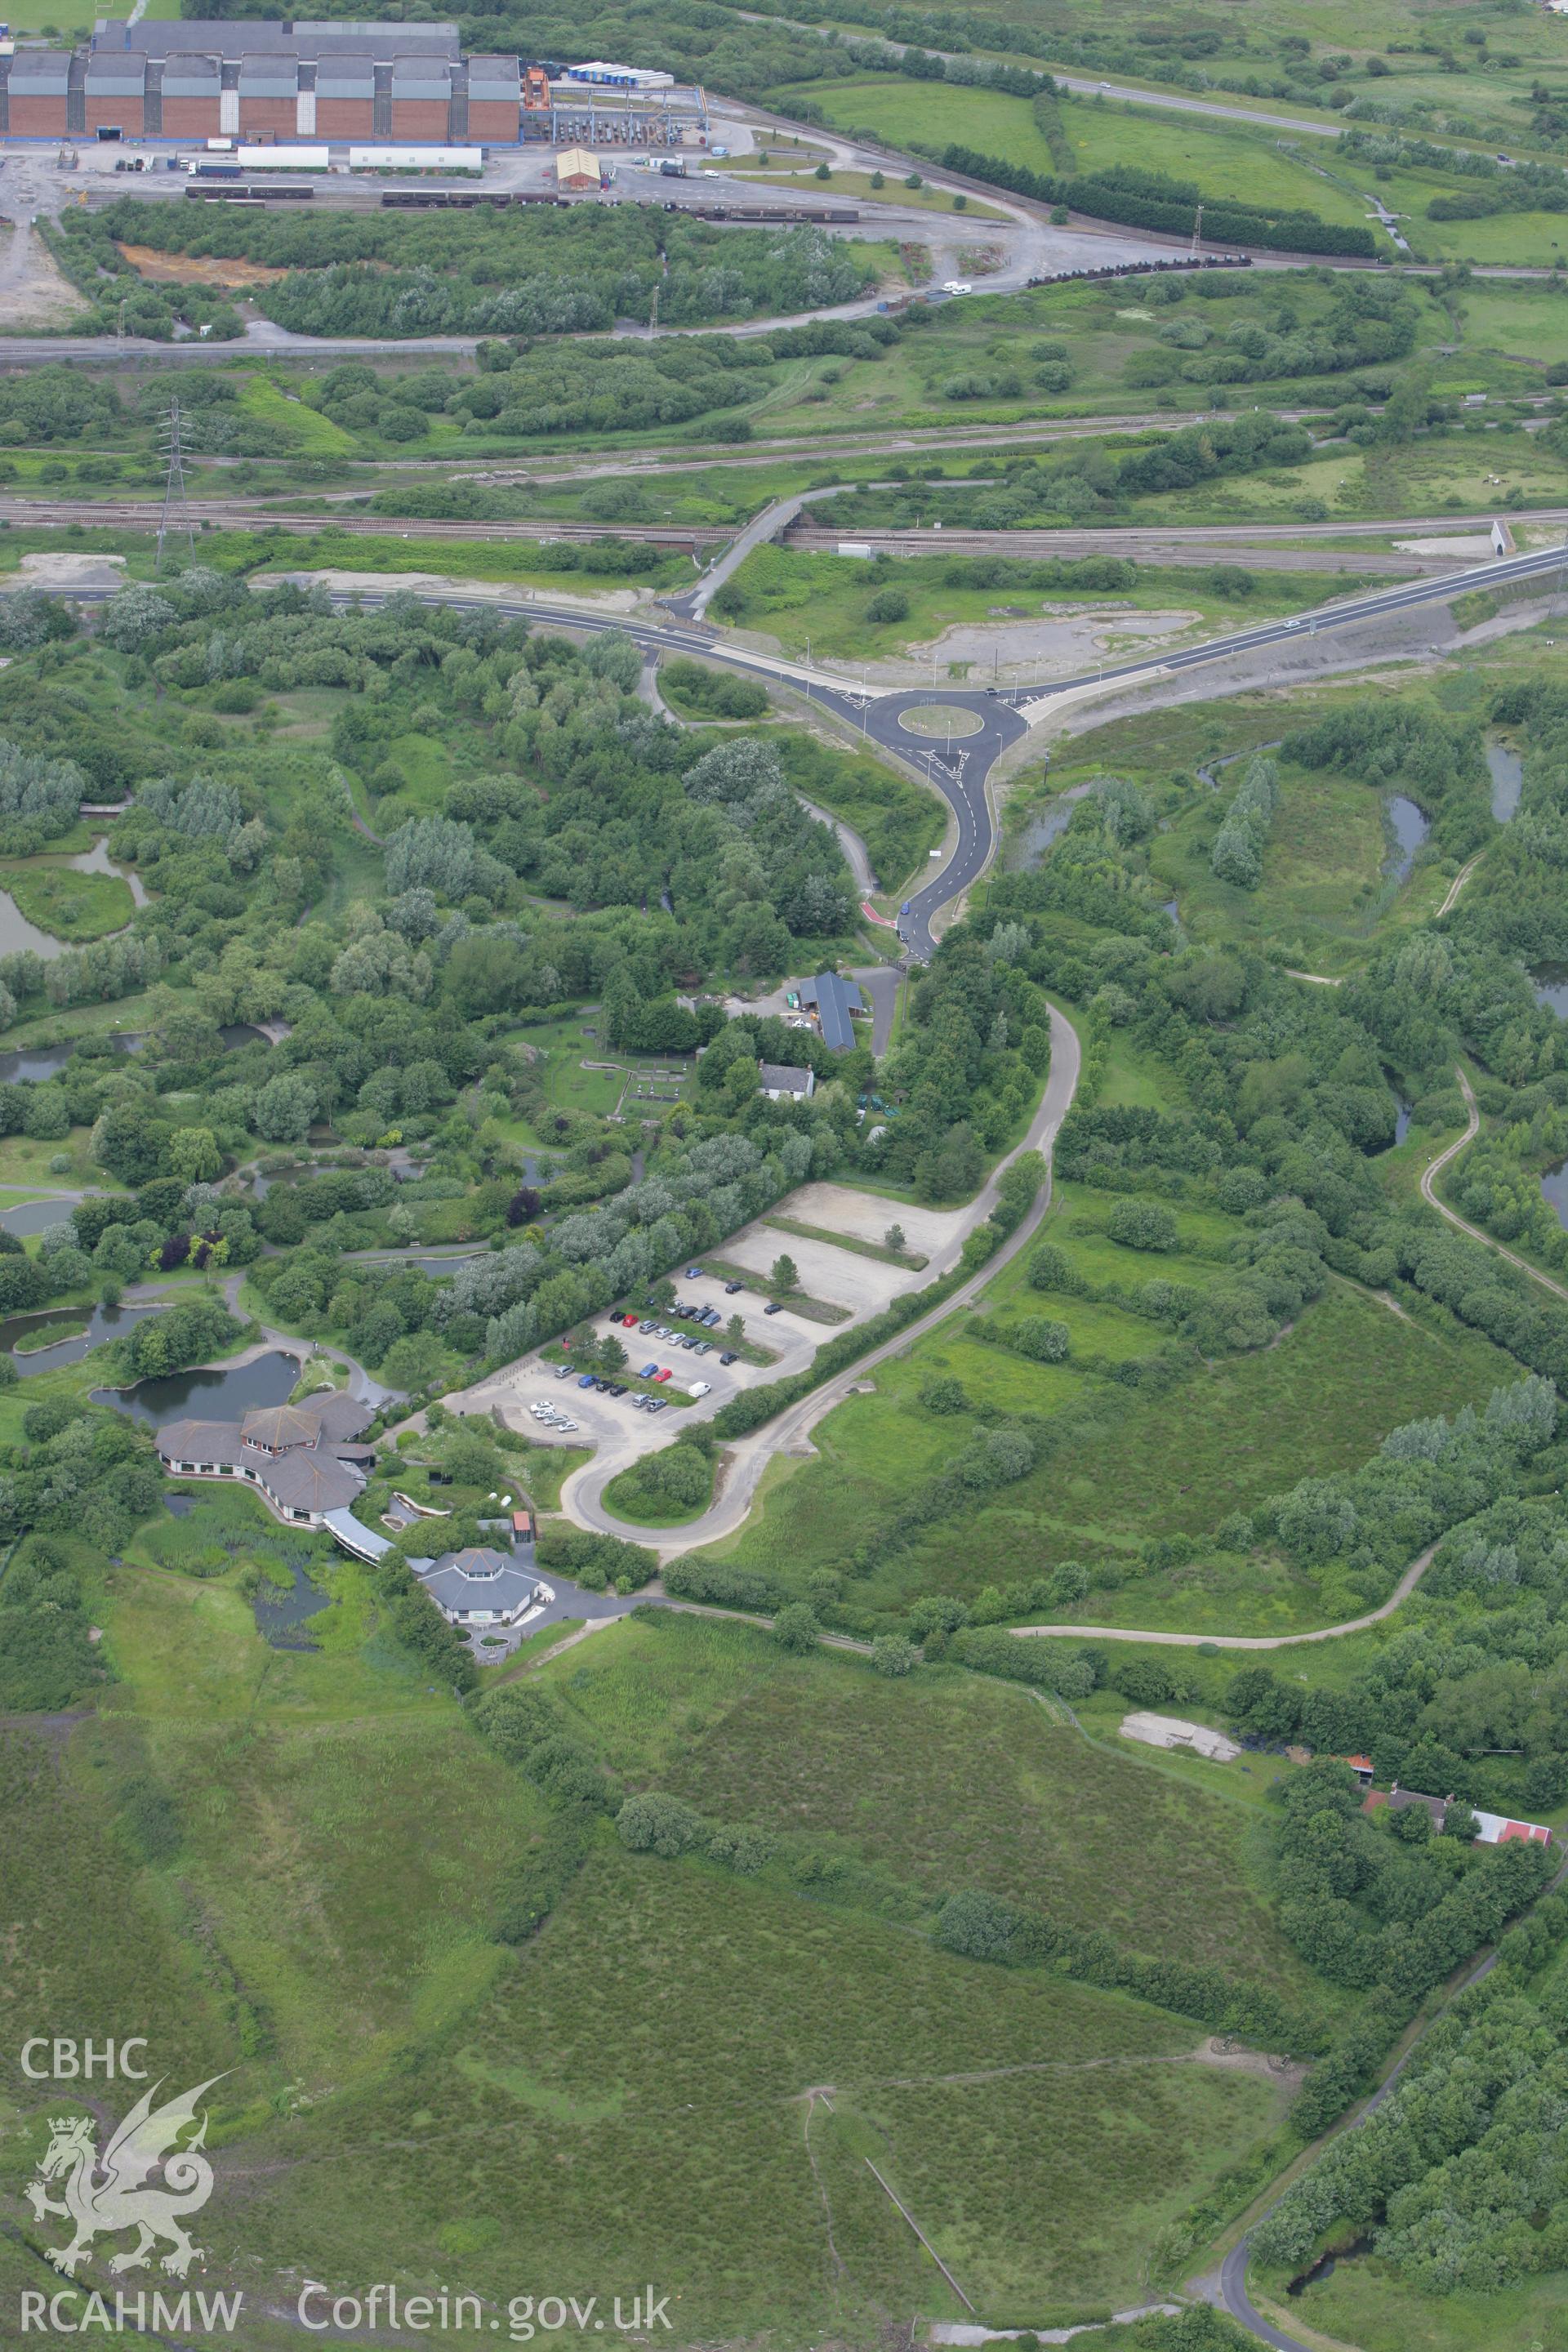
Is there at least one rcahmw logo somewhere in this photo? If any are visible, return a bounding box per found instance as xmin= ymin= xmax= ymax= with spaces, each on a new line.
xmin=18 ymin=2040 xmax=240 ymax=2331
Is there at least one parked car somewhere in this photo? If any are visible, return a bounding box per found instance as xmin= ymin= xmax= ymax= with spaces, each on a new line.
xmin=693 ymin=1340 xmax=711 ymax=1355
xmin=653 ymin=1368 xmax=672 ymax=1383
xmin=719 ymin=1350 xmax=737 ymax=1365
xmin=689 ymin=1381 xmax=711 ymax=1397
xmin=639 ymin=1319 xmax=655 ymax=1334
xmin=764 ymin=1302 xmax=783 ymax=1315
xmin=705 ymin=1307 xmax=723 ymax=1325
xmin=555 ymin=1362 xmax=574 ymax=1376
xmin=724 ymin=1281 xmax=742 ymax=1294
xmin=621 ymin=1313 xmax=639 ymax=1328
xmin=577 ymin=1373 xmax=595 ymax=1389
xmin=648 ymin=1399 xmax=667 ymax=1413
xmin=639 ymin=1361 xmax=659 ymax=1379
xmin=686 ymin=1266 xmax=702 ymax=1279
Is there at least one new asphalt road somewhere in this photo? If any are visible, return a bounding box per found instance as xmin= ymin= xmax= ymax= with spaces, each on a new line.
xmin=312 ymin=528 xmax=1568 ymax=954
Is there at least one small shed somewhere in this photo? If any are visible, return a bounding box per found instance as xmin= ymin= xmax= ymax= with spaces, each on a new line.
xmin=555 ymin=145 xmax=600 ymax=190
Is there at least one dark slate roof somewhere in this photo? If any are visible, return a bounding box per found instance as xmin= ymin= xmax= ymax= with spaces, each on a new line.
xmin=759 ymin=1062 xmax=813 ymax=1095
xmin=263 ymin=1450 xmax=363 ymax=1513
xmin=305 ymin=1391 xmax=372 ymax=1444
xmin=157 ymin=1419 xmax=247 ymax=1468
xmin=803 ymin=971 xmax=862 ymax=1054
xmin=10 ymin=51 xmax=73 ymax=87
xmin=418 ymin=1548 xmax=538 ymax=1620
xmin=240 ymin=1403 xmax=321 ymax=1452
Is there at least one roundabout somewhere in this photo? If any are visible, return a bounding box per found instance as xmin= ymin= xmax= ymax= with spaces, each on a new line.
xmin=895 ymin=702 xmax=987 ymax=740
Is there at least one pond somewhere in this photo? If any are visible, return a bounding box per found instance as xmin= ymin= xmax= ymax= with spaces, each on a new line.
xmin=2 ymin=1298 xmax=160 ymax=1374
xmin=1543 ymin=1160 xmax=1568 ymax=1232
xmin=0 ymin=837 xmax=148 ymax=960
xmin=1007 ymin=804 xmax=1075 ymax=869
xmin=1394 ymin=1097 xmax=1413 ymax=1146
xmin=253 ymin=1557 xmax=332 ymax=1650
xmin=1383 ymin=794 xmax=1430 ymax=884
xmin=1531 ymin=965 xmax=1568 ymax=1019
xmin=1287 ymin=2237 xmax=1372 ymax=2297
xmin=0 ymin=1022 xmax=267 ymax=1086
xmin=1486 ymin=739 xmax=1524 ymax=822
xmin=1005 ymin=781 xmax=1096 ymax=872
xmin=93 ymin=1348 xmax=301 ymax=1428
xmin=0 ymin=1035 xmax=143 ymax=1085
xmin=0 ymin=1197 xmax=81 ymax=1236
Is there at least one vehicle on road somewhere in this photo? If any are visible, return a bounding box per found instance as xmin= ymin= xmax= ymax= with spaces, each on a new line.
xmin=764 ymin=1302 xmax=783 ymax=1314
xmin=942 ymin=278 xmax=973 ymax=294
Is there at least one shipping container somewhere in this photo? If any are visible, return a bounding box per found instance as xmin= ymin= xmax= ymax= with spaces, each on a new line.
xmin=347 ymin=145 xmax=483 ymax=173
xmin=232 ymin=144 xmax=329 ymax=171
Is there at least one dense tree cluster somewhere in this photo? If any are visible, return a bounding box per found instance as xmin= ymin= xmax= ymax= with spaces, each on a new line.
xmin=1209 ymin=754 xmax=1281 ymax=889
xmin=74 ymin=202 xmax=875 ymax=340
xmin=1254 ymin=1960 xmax=1568 ymax=2288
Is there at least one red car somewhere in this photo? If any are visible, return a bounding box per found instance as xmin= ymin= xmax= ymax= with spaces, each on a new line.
xmin=653 ymin=1367 xmax=672 ymax=1383
xmin=621 ymin=1313 xmax=639 ymax=1327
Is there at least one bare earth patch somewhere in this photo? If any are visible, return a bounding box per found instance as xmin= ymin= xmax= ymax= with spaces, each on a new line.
xmin=252 ymin=568 xmax=644 ymax=615
xmin=0 ymin=224 xmax=88 ymax=326
xmin=16 ymin=552 xmax=127 ymax=594
xmin=115 ymin=243 xmax=287 ymax=287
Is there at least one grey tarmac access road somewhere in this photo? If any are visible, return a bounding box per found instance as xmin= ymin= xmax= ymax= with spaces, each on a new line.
xmin=295 ymin=531 xmax=1568 ymax=961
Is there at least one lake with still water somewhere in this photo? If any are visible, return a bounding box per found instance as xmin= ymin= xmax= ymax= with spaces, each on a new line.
xmin=93 ymin=1348 xmax=301 ymax=1428
xmin=2 ymin=1298 xmax=159 ymax=1374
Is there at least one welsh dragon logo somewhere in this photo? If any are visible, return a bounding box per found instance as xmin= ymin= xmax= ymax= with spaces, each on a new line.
xmin=26 ymin=2075 xmax=225 ymax=2278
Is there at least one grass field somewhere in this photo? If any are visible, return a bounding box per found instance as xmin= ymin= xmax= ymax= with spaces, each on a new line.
xmin=557 ymin=1613 xmax=1326 ymax=2003
xmin=1143 ymin=755 xmax=1451 ymax=972
xmin=737 ymin=165 xmax=1010 ymax=220
xmin=229 ymin=1835 xmax=1289 ymax=2333
xmin=5 ymin=1554 xmax=1300 ymax=2342
xmin=723 ymin=546 xmax=1371 ymax=670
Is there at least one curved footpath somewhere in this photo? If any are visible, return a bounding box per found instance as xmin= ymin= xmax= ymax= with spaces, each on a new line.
xmin=1010 ymin=1539 xmax=1438 ymax=1650
xmin=1422 ymin=1065 xmax=1568 ymax=1306
xmin=557 ymin=1000 xmax=1083 ymax=1550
